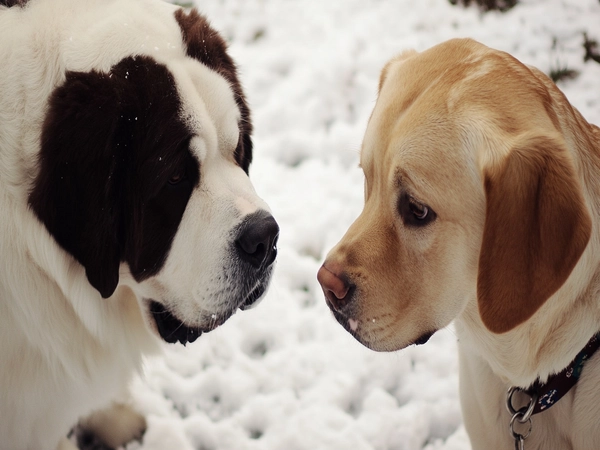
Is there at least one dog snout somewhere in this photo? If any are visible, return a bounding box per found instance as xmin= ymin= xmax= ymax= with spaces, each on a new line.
xmin=235 ymin=210 xmax=279 ymax=268
xmin=317 ymin=262 xmax=354 ymax=312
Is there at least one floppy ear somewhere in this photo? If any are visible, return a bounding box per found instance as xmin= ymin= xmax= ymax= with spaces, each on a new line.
xmin=29 ymin=70 xmax=126 ymax=298
xmin=478 ymin=135 xmax=592 ymax=333
xmin=175 ymin=8 xmax=253 ymax=173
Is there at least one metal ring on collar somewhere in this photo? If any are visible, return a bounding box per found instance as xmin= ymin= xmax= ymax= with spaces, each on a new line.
xmin=506 ymin=386 xmax=538 ymax=422
xmin=509 ymin=412 xmax=533 ymax=440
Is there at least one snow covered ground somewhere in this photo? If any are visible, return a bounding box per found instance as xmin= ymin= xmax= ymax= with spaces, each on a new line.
xmin=127 ymin=1 xmax=600 ymax=449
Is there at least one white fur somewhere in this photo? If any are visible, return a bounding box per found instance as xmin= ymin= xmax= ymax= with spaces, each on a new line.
xmin=0 ymin=1 xmax=269 ymax=449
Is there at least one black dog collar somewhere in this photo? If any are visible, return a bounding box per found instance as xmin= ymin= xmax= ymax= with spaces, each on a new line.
xmin=524 ymin=332 xmax=600 ymax=414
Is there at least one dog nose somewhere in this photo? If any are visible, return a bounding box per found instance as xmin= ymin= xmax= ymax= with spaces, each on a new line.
xmin=235 ymin=210 xmax=279 ymax=268
xmin=317 ymin=263 xmax=352 ymax=311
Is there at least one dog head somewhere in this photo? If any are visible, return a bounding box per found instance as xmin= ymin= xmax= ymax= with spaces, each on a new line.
xmin=28 ymin=4 xmax=278 ymax=344
xmin=318 ymin=38 xmax=591 ymax=351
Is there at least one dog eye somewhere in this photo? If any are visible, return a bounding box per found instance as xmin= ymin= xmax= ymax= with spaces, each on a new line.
xmin=168 ymin=171 xmax=186 ymax=185
xmin=409 ymin=200 xmax=429 ymax=220
xmin=399 ymin=194 xmax=436 ymax=227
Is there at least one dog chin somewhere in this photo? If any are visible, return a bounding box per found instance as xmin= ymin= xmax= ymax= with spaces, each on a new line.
xmin=145 ymin=278 xmax=270 ymax=346
xmin=331 ymin=309 xmax=437 ymax=352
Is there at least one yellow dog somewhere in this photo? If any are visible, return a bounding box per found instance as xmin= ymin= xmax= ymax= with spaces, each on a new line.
xmin=319 ymin=38 xmax=600 ymax=449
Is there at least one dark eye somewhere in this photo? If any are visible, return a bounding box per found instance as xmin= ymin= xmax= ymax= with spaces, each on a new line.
xmin=399 ymin=193 xmax=436 ymax=227
xmin=168 ymin=170 xmax=185 ymax=185
xmin=409 ymin=200 xmax=429 ymax=220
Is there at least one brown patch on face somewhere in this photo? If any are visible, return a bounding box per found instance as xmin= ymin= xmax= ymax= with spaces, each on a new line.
xmin=174 ymin=8 xmax=253 ymax=173
xmin=0 ymin=0 xmax=28 ymax=6
xmin=29 ymin=56 xmax=199 ymax=299
xmin=478 ymin=135 xmax=591 ymax=333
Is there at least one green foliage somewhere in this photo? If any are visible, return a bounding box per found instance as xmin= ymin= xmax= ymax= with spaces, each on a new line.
xmin=548 ymin=63 xmax=580 ymax=83
xmin=583 ymin=33 xmax=600 ymax=64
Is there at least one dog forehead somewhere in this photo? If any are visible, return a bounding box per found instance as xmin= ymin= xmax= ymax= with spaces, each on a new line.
xmin=173 ymin=61 xmax=241 ymax=161
xmin=361 ymin=43 xmax=464 ymax=178
xmin=365 ymin=39 xmax=551 ymax=183
xmin=56 ymin=0 xmax=244 ymax=176
xmin=59 ymin=0 xmax=185 ymax=73
xmin=362 ymin=43 xmax=496 ymax=203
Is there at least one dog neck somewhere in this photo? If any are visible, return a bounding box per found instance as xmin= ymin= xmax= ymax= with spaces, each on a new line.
xmin=515 ymin=332 xmax=600 ymax=415
xmin=455 ymin=253 xmax=600 ymax=388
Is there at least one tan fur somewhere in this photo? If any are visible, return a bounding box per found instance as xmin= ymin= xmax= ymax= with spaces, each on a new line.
xmin=321 ymin=38 xmax=600 ymax=449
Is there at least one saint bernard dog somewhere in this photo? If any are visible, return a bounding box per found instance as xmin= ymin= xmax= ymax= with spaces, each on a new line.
xmin=0 ymin=0 xmax=279 ymax=449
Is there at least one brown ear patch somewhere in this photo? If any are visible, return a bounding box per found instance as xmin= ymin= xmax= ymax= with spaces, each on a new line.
xmin=0 ymin=0 xmax=28 ymax=6
xmin=174 ymin=8 xmax=253 ymax=173
xmin=478 ymin=135 xmax=591 ymax=333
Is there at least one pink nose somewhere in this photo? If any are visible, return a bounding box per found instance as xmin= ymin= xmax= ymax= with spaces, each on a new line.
xmin=317 ymin=263 xmax=351 ymax=311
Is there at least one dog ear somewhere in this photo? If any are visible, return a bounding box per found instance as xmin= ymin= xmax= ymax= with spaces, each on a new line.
xmin=29 ymin=70 xmax=126 ymax=298
xmin=477 ymin=134 xmax=591 ymax=333
xmin=175 ymin=8 xmax=253 ymax=173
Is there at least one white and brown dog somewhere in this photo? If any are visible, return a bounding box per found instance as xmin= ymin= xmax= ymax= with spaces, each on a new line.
xmin=319 ymin=38 xmax=600 ymax=449
xmin=0 ymin=1 xmax=278 ymax=449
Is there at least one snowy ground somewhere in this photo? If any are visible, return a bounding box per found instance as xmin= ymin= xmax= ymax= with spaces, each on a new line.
xmin=127 ymin=1 xmax=600 ymax=449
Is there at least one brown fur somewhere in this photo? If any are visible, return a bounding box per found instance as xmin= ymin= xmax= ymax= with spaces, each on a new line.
xmin=479 ymin=134 xmax=592 ymax=333
xmin=174 ymin=9 xmax=253 ymax=172
xmin=0 ymin=0 xmax=29 ymax=7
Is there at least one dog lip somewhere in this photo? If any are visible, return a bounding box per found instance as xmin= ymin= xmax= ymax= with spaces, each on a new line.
xmin=148 ymin=279 xmax=270 ymax=345
xmin=331 ymin=309 xmax=357 ymax=336
xmin=413 ymin=330 xmax=436 ymax=346
xmin=238 ymin=281 xmax=267 ymax=311
xmin=149 ymin=301 xmax=214 ymax=346
xmin=331 ymin=307 xmax=437 ymax=350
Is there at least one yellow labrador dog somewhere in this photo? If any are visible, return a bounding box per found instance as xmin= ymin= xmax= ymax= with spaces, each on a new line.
xmin=318 ymin=38 xmax=600 ymax=450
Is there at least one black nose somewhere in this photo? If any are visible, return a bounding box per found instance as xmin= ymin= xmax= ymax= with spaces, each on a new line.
xmin=235 ymin=210 xmax=279 ymax=268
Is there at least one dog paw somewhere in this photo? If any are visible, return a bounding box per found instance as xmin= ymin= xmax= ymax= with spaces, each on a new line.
xmin=72 ymin=428 xmax=114 ymax=450
xmin=77 ymin=402 xmax=146 ymax=449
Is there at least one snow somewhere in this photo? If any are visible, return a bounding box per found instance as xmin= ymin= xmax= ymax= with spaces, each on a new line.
xmin=127 ymin=1 xmax=600 ymax=449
